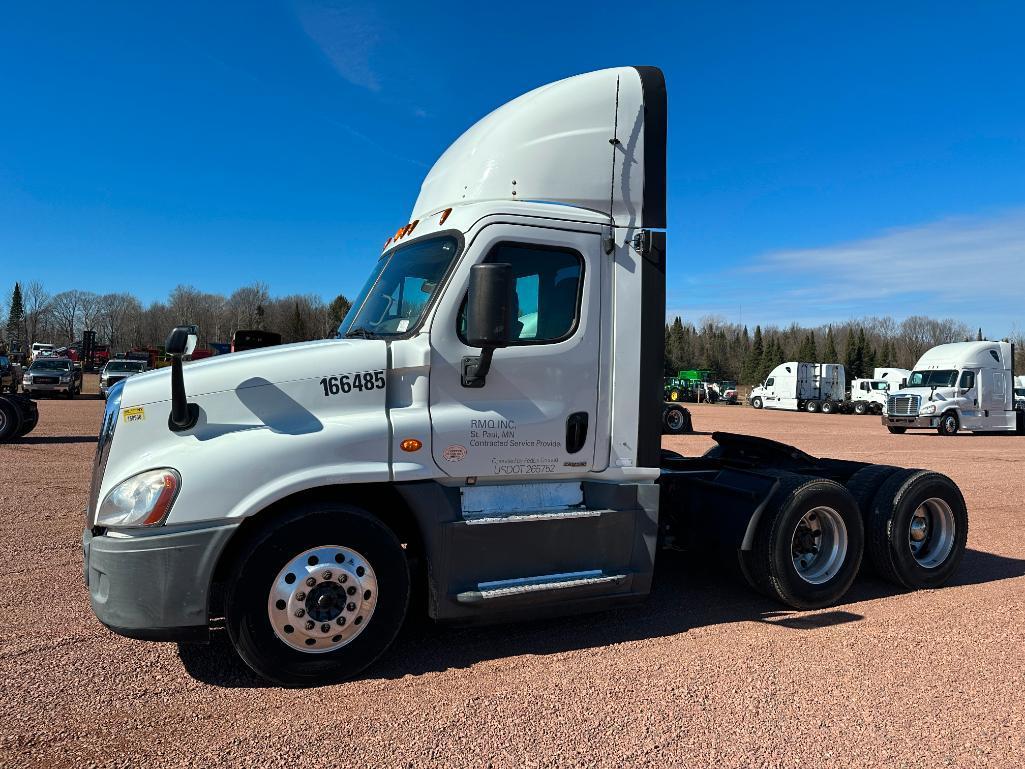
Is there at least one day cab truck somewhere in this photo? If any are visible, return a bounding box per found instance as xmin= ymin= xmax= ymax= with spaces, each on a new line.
xmin=883 ymin=341 xmax=1024 ymax=436
xmin=82 ymin=67 xmax=969 ymax=686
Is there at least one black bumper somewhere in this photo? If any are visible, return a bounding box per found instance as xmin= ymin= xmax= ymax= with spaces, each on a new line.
xmin=83 ymin=522 xmax=240 ymax=643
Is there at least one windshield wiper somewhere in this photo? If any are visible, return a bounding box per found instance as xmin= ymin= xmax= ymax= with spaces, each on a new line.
xmin=344 ymin=327 xmax=379 ymax=339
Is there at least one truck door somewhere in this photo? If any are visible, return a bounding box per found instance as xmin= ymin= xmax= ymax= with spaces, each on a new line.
xmin=428 ymin=224 xmax=602 ymax=478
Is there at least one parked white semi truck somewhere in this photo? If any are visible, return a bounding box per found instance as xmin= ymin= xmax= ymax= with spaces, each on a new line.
xmin=749 ymin=362 xmax=845 ymax=412
xmin=83 ymin=67 xmax=969 ymax=686
xmin=883 ymin=341 xmax=1024 ymax=435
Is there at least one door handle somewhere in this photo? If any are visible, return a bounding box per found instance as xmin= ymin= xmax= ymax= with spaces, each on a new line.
xmin=566 ymin=412 xmax=589 ymax=454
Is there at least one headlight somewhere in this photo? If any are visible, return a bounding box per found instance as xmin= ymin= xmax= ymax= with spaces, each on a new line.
xmin=60 ymin=374 xmax=71 ymax=382
xmin=23 ymin=374 xmax=32 ymax=382
xmin=920 ymin=404 xmax=936 ymax=415
xmin=96 ymin=469 xmax=180 ymax=527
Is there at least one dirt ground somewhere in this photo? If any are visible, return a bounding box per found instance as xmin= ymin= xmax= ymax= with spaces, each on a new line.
xmin=2 ymin=383 xmax=1023 ymax=768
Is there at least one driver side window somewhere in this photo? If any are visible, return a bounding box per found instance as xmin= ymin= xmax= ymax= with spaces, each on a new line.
xmin=460 ymin=242 xmax=584 ymax=344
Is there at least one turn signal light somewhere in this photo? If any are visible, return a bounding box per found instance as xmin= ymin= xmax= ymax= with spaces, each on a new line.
xmin=439 ymin=208 xmax=452 ymax=225
xmin=400 ymin=438 xmax=423 ymax=452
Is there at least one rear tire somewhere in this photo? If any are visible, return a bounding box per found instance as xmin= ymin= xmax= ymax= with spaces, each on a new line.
xmin=887 ymin=426 xmax=906 ymax=434
xmin=0 ymin=398 xmax=22 ymax=441
xmin=740 ymin=476 xmax=863 ymax=609
xmin=867 ymin=469 xmax=967 ymax=589
xmin=225 ymin=503 xmax=410 ymax=687
xmin=750 ymin=396 xmax=763 ymax=409
xmin=662 ymin=405 xmax=691 ymax=435
xmin=820 ymin=400 xmax=836 ymax=414
xmin=937 ymin=411 xmax=959 ymax=436
xmin=806 ymin=400 xmax=820 ymax=413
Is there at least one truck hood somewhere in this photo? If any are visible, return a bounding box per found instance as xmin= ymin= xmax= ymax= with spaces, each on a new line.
xmin=890 ymin=386 xmax=955 ymax=402
xmin=119 ymin=338 xmax=387 ymax=408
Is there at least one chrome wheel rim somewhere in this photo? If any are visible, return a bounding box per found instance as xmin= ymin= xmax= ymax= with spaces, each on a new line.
xmin=908 ymin=498 xmax=956 ymax=568
xmin=942 ymin=415 xmax=957 ymax=433
xmin=267 ymin=545 xmax=379 ymax=654
xmin=791 ymin=506 xmax=848 ymax=585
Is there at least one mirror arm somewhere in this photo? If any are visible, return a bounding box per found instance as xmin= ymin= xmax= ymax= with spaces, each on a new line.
xmin=168 ymin=355 xmax=199 ymax=431
xmin=461 ymin=346 xmax=495 ymax=388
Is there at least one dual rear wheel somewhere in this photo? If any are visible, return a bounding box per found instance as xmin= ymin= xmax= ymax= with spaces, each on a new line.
xmin=740 ymin=466 xmax=967 ymax=609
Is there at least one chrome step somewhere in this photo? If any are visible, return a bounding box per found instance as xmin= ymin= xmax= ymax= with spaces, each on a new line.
xmin=456 ymin=570 xmax=630 ymax=604
xmin=460 ymin=507 xmax=619 ymax=525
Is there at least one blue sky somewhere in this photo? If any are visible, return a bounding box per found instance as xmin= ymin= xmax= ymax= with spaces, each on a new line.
xmin=2 ymin=2 xmax=1023 ymax=334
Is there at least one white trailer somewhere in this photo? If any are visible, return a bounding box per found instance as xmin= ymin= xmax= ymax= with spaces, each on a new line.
xmin=749 ymin=362 xmax=845 ymax=412
xmin=883 ymin=341 xmax=1024 ymax=435
xmin=81 ymin=67 xmax=969 ymax=686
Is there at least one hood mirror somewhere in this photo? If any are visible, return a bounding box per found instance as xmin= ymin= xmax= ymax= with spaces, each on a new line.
xmin=165 ymin=325 xmax=200 ymax=432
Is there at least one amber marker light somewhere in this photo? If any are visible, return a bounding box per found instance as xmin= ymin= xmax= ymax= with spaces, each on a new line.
xmin=400 ymin=438 xmax=423 ymax=452
xmin=438 ymin=208 xmax=452 ymax=225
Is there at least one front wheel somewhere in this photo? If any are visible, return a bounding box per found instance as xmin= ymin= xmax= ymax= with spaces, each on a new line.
xmin=225 ymin=504 xmax=410 ymax=687
xmin=887 ymin=426 xmax=907 ymax=434
xmin=937 ymin=411 xmax=959 ymax=436
xmin=740 ymin=476 xmax=863 ymax=609
xmin=750 ymin=396 xmax=763 ymax=409
xmin=853 ymin=402 xmax=868 ymax=415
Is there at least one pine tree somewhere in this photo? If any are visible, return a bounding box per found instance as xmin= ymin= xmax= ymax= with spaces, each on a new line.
xmin=666 ymin=316 xmax=687 ymax=374
xmin=823 ymin=326 xmax=839 ymax=362
xmin=6 ymin=282 xmax=24 ymax=344
xmin=796 ymin=331 xmax=817 ymax=361
xmin=742 ymin=325 xmax=764 ymax=384
xmin=855 ymin=328 xmax=869 ymax=378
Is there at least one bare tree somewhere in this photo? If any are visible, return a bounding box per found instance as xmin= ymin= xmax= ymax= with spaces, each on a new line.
xmin=49 ymin=289 xmax=90 ymax=344
xmin=228 ymin=283 xmax=270 ymax=332
xmin=97 ymin=293 xmax=143 ymax=352
xmin=23 ymin=281 xmax=51 ymax=345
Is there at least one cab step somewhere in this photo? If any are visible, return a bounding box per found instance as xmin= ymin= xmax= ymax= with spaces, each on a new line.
xmin=455 ymin=570 xmax=630 ymax=604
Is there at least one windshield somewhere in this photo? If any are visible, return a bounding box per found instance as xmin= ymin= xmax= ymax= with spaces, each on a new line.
xmin=105 ymin=362 xmax=145 ymax=373
xmin=31 ymin=359 xmax=71 ymax=371
xmin=907 ymin=369 xmax=958 ymax=388
xmin=339 ymin=236 xmax=459 ymax=337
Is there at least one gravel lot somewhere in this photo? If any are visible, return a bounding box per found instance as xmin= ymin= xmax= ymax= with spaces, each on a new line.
xmin=2 ymin=386 xmax=1024 ymax=768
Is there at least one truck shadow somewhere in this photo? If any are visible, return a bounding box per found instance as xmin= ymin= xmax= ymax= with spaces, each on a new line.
xmin=175 ymin=547 xmax=1025 ymax=689
xmin=13 ymin=435 xmax=98 ymax=444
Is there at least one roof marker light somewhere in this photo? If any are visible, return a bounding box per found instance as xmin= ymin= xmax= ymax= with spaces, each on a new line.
xmin=439 ymin=208 xmax=452 ymax=225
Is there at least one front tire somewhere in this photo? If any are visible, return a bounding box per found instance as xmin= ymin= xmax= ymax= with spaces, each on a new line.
xmin=853 ymin=402 xmax=868 ymax=415
xmin=740 ymin=476 xmax=863 ymax=609
xmin=887 ymin=426 xmax=906 ymax=434
xmin=937 ymin=411 xmax=959 ymax=436
xmin=225 ymin=503 xmax=410 ymax=687
xmin=750 ymin=396 xmax=763 ymax=409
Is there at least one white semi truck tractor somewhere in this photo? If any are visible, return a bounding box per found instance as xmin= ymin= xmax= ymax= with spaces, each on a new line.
xmin=883 ymin=341 xmax=1024 ymax=435
xmin=83 ymin=67 xmax=969 ymax=686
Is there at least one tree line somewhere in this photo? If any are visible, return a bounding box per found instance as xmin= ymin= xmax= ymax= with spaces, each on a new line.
xmin=2 ymin=281 xmax=352 ymax=353
xmin=666 ymin=315 xmax=1025 ymax=384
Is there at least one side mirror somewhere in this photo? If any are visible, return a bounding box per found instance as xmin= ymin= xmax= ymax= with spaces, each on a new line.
xmin=465 ymin=263 xmax=513 ymax=349
xmin=166 ymin=325 xmax=198 ymax=357
xmin=165 ymin=325 xmax=199 ymax=431
xmin=462 ymin=263 xmax=514 ymax=387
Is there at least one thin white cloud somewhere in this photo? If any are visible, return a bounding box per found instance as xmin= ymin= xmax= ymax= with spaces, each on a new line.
xmin=755 ymin=207 xmax=1025 ymax=303
xmin=668 ymin=207 xmax=1025 ymax=334
xmin=297 ymin=1 xmax=382 ymax=92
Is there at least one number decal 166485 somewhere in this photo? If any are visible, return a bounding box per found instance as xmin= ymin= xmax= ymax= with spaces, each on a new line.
xmin=319 ymin=370 xmax=386 ymax=397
